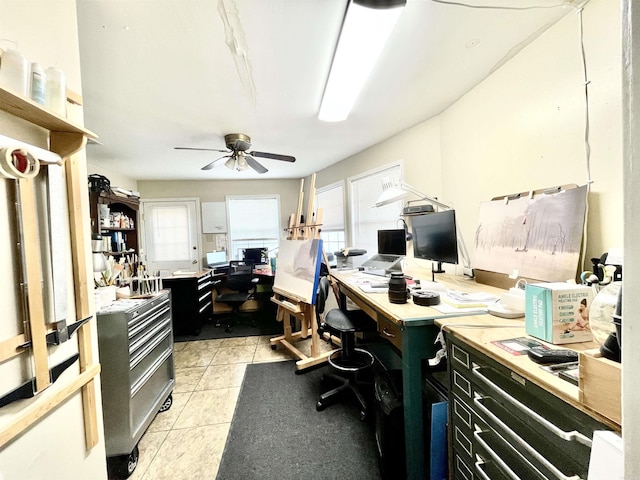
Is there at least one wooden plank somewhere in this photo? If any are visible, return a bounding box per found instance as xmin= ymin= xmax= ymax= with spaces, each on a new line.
xmin=0 ymin=364 xmax=101 ymax=449
xmin=50 ymin=131 xmax=87 ymax=159
xmin=64 ymin=149 xmax=100 ymax=448
xmin=579 ymin=350 xmax=621 ymax=425
xmin=296 ymin=350 xmax=333 ymax=370
xmin=0 ymin=334 xmax=27 ymax=363
xmin=0 ymin=86 xmax=97 ymax=138
xmin=17 ymin=178 xmax=50 ymax=392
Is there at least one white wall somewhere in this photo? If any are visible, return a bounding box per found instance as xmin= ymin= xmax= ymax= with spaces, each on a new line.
xmin=88 ymin=161 xmax=138 ymax=192
xmin=0 ymin=2 xmax=108 ymax=479
xmin=138 ymin=178 xmax=303 ymax=255
xmin=440 ymin=0 xmax=622 ymax=270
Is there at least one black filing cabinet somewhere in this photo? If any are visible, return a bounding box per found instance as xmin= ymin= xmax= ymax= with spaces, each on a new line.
xmin=163 ymin=270 xmax=214 ymax=335
xmin=447 ymin=336 xmax=611 ymax=480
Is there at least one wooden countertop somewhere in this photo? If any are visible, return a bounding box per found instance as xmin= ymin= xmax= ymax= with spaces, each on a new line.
xmin=436 ymin=315 xmax=620 ymax=431
xmin=331 ymin=269 xmax=505 ymax=326
xmin=165 ymin=270 xmax=211 ymax=279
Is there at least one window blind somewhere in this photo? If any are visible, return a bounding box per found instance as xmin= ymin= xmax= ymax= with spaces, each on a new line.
xmin=350 ymin=164 xmax=402 ymax=255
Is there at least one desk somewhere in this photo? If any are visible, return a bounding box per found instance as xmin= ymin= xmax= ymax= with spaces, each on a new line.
xmin=211 ymin=267 xmax=275 ymax=314
xmin=162 ymin=270 xmax=214 ymax=335
xmin=330 ymin=270 xmax=505 ymax=480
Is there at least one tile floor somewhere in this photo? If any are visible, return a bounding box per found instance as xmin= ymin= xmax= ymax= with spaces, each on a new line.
xmin=129 ymin=334 xmax=335 ymax=480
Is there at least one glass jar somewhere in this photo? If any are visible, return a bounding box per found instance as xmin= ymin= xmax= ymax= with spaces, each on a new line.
xmin=388 ymin=272 xmax=408 ymax=304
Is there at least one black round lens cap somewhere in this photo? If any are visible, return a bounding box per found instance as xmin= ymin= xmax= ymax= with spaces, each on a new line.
xmin=412 ymin=291 xmax=441 ymax=306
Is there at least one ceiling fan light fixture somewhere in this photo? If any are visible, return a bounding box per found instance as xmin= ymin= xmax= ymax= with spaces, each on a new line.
xmin=236 ymin=152 xmax=249 ymax=171
xmin=224 ymin=157 xmax=236 ymax=170
xmin=318 ymin=0 xmax=405 ymax=122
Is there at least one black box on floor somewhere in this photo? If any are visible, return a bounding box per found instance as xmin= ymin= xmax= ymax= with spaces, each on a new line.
xmin=374 ymin=368 xmax=406 ymax=479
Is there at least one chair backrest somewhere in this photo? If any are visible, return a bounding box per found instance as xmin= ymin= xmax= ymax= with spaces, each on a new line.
xmin=226 ymin=260 xmax=255 ymax=293
xmin=315 ymin=276 xmax=330 ymax=324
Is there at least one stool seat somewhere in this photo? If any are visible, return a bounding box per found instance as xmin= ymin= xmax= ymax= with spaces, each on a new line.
xmin=328 ymin=348 xmax=375 ymax=372
xmin=314 ymin=276 xmax=377 ymax=420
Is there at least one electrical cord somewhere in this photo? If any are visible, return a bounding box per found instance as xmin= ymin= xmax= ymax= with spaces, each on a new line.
xmin=576 ymin=6 xmax=593 ymax=272
xmin=429 ymin=0 xmax=570 ymax=10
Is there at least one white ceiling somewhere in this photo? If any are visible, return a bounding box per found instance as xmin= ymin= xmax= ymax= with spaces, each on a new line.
xmin=76 ymin=0 xmax=578 ymax=181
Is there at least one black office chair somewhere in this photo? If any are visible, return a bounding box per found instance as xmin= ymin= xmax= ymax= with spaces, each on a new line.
xmin=315 ymin=276 xmax=377 ymax=420
xmin=214 ymin=260 xmax=259 ymax=333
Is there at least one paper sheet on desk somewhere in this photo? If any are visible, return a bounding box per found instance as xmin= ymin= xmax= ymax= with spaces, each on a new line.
xmin=431 ymin=302 xmax=488 ymax=314
xmin=350 ymin=274 xmax=389 ymax=293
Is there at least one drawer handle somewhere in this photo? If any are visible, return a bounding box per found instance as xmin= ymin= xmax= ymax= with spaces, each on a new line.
xmin=471 ymin=364 xmax=592 ymax=448
xmin=381 ymin=327 xmax=396 ymax=338
xmin=473 ymin=425 xmax=523 ymax=480
xmin=473 ymin=393 xmax=583 ymax=480
xmin=474 ymin=457 xmax=493 ymax=480
xmin=131 ymin=347 xmax=172 ymax=397
xmin=129 ymin=328 xmax=171 ymax=370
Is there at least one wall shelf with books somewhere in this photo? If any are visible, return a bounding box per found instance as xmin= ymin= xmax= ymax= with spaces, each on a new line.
xmin=89 ymin=190 xmax=140 ymax=257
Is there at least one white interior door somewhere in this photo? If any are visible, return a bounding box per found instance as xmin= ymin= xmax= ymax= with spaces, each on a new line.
xmin=142 ymin=199 xmax=200 ymax=277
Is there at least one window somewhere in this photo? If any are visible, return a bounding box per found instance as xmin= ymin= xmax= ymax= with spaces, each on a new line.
xmin=349 ymin=163 xmax=403 ymax=256
xmin=227 ymin=195 xmax=280 ymax=260
xmin=315 ymin=181 xmax=346 ymax=256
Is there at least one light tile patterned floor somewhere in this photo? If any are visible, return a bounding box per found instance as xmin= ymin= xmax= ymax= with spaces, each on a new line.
xmin=130 ymin=334 xmax=335 ymax=480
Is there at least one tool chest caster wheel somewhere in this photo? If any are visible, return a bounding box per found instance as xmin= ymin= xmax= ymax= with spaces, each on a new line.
xmin=107 ymin=444 xmax=139 ymax=479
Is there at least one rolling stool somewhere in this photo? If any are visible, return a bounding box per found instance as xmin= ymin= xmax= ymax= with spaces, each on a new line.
xmin=315 ymin=276 xmax=376 ymax=419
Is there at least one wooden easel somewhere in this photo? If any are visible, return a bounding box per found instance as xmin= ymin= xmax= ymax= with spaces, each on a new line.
xmin=269 ymin=173 xmax=336 ymax=371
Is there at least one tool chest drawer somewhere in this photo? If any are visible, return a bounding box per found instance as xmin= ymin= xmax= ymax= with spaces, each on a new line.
xmin=447 ymin=336 xmax=610 ymax=480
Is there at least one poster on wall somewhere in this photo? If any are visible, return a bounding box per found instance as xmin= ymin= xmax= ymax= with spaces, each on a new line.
xmin=473 ymin=185 xmax=587 ymax=282
xmin=273 ymin=238 xmax=323 ymax=304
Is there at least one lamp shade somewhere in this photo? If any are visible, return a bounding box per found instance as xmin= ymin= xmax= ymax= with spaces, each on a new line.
xmin=374 ymin=184 xmax=409 ymax=207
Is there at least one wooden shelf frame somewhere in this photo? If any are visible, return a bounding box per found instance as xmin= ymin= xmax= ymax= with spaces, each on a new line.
xmin=0 ymin=86 xmax=101 ymax=449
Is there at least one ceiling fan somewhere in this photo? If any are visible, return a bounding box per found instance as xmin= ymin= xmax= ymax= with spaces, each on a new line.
xmin=174 ymin=133 xmax=296 ymax=174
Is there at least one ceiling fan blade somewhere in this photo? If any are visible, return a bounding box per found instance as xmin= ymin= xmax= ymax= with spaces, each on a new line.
xmin=249 ymin=151 xmax=296 ymax=162
xmin=201 ymin=155 xmax=230 ymax=171
xmin=245 ymin=155 xmax=268 ymax=174
xmin=175 ymin=146 xmax=230 ymax=153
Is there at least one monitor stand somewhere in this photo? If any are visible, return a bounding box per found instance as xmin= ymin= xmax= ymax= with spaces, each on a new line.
xmin=431 ymin=262 xmax=445 ymax=282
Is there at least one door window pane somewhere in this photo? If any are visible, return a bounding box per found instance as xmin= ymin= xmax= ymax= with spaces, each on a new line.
xmin=150 ymin=205 xmax=192 ymax=261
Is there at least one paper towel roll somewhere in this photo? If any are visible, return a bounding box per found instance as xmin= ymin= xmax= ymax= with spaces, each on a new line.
xmin=0 ymin=147 xmax=40 ymax=179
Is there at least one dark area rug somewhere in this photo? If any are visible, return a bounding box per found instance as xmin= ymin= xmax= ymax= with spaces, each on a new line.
xmin=216 ymin=361 xmax=382 ymax=480
xmin=173 ymin=313 xmax=284 ymax=342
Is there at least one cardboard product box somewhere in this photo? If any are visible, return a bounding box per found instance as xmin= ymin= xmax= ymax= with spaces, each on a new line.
xmin=525 ymin=282 xmax=594 ymax=344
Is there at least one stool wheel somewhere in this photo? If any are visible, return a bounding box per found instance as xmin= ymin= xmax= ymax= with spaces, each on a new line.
xmin=316 ymin=401 xmax=325 ymax=412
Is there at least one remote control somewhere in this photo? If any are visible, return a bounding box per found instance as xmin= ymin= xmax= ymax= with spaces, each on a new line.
xmin=527 ymin=347 xmax=579 ymax=364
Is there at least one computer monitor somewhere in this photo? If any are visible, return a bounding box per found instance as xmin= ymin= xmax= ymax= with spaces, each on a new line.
xmin=206 ymin=251 xmax=227 ymax=267
xmin=243 ymin=247 xmax=266 ymax=265
xmin=377 ymin=229 xmax=407 ymax=255
xmin=410 ymin=210 xmax=458 ymax=273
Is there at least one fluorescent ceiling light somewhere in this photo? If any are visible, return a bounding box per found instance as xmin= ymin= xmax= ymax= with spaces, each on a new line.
xmin=319 ymin=0 xmax=405 ymax=122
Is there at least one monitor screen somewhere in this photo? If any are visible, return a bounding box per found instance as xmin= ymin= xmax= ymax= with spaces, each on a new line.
xmin=243 ymin=247 xmax=266 ymax=264
xmin=206 ymin=251 xmax=227 ymax=266
xmin=377 ymin=229 xmax=407 ymax=256
xmin=410 ymin=210 xmax=458 ymax=266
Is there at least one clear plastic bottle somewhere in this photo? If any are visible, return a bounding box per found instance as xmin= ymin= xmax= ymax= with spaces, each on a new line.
xmin=0 ymin=49 xmax=29 ymax=96
xmin=45 ymin=66 xmax=66 ymax=116
xmin=30 ymin=63 xmax=46 ymax=105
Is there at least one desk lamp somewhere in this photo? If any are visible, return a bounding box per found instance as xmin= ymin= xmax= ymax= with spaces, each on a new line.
xmin=374 ymin=177 xmax=472 ymax=272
